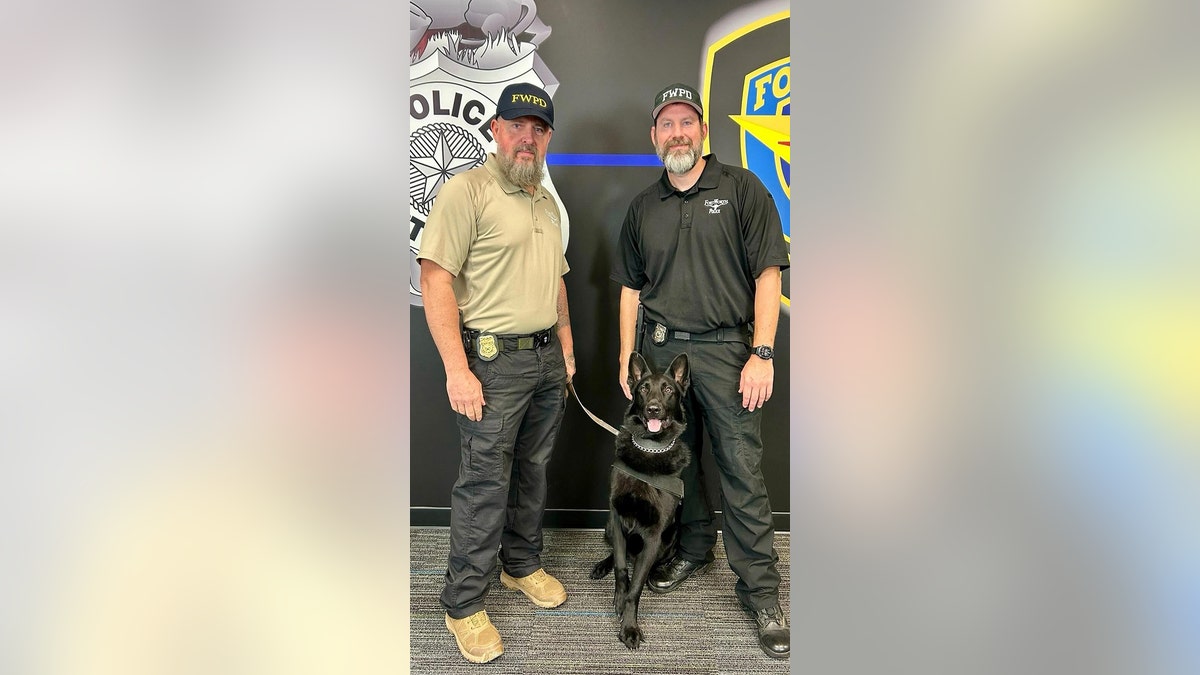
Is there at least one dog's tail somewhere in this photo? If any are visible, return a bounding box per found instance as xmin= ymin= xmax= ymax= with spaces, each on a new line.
xmin=589 ymin=554 xmax=614 ymax=580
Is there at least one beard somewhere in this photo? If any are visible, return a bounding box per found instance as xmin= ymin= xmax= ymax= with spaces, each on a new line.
xmin=657 ymin=138 xmax=701 ymax=175
xmin=497 ymin=144 xmax=544 ymax=188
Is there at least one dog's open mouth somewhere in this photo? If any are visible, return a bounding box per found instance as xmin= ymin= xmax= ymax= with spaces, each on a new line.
xmin=646 ymin=417 xmax=667 ymax=433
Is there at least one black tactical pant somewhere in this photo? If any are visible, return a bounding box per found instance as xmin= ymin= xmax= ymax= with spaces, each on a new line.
xmin=440 ymin=336 xmax=567 ymax=619
xmin=642 ymin=333 xmax=782 ymax=611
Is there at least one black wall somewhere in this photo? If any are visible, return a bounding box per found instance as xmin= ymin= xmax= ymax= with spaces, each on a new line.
xmin=410 ymin=0 xmax=790 ymax=528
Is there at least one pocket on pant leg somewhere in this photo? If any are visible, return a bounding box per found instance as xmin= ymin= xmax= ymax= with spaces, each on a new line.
xmin=458 ymin=412 xmax=505 ymax=476
xmin=734 ymin=405 xmax=766 ymax=473
xmin=709 ymin=403 xmax=765 ymax=477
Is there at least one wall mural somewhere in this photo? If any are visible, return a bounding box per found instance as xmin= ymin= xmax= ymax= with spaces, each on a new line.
xmin=408 ymin=0 xmax=570 ymax=305
xmin=701 ymin=1 xmax=791 ymax=305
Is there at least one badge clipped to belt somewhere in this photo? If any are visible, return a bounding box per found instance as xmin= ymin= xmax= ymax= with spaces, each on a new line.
xmin=476 ymin=332 xmax=499 ymax=361
xmin=652 ymin=323 xmax=668 ymax=346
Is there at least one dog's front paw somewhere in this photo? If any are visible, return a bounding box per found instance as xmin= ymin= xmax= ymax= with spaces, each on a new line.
xmin=619 ymin=624 xmax=644 ymax=650
xmin=590 ymin=556 xmax=613 ymax=580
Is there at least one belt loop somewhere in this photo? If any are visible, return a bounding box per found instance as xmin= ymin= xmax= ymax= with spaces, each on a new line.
xmin=716 ymin=327 xmax=725 ymax=344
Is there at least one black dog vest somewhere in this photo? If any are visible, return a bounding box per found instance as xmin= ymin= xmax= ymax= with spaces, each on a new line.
xmin=612 ymin=457 xmax=684 ymax=500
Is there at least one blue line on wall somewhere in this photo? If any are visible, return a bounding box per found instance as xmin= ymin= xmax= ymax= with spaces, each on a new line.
xmin=546 ymin=153 xmax=661 ymax=167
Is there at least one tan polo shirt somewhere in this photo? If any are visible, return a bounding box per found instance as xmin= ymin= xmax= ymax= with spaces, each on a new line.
xmin=417 ymin=153 xmax=569 ymax=334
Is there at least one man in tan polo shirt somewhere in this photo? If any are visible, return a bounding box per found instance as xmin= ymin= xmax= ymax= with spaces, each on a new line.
xmin=417 ymin=82 xmax=575 ymax=664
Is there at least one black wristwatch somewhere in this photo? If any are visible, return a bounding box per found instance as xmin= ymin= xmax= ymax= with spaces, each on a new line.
xmin=752 ymin=345 xmax=774 ymax=360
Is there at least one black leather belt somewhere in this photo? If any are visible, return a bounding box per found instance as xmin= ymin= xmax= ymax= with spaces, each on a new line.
xmin=644 ymin=322 xmax=752 ymax=346
xmin=463 ymin=326 xmax=554 ymax=356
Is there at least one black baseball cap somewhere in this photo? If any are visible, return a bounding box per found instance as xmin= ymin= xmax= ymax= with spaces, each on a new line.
xmin=495 ymin=82 xmax=554 ymax=129
xmin=652 ymin=83 xmax=703 ymax=120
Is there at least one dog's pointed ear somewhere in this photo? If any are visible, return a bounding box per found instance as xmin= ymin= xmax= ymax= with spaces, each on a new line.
xmin=667 ymin=353 xmax=689 ymax=391
xmin=628 ymin=352 xmax=649 ymax=387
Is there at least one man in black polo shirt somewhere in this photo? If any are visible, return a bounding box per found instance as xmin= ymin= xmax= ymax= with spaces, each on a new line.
xmin=611 ymin=83 xmax=790 ymax=659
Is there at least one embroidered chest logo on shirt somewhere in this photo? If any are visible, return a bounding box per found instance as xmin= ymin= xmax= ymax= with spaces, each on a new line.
xmin=704 ymin=198 xmax=730 ymax=214
xmin=544 ymin=207 xmax=559 ymax=225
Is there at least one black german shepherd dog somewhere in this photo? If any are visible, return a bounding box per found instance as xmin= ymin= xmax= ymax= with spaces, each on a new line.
xmin=590 ymin=352 xmax=690 ymax=649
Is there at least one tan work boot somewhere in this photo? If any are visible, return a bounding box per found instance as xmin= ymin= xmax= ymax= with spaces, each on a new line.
xmin=445 ymin=610 xmax=504 ymax=663
xmin=500 ymin=568 xmax=567 ymax=608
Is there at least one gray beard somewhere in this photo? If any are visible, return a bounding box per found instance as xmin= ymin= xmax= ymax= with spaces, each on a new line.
xmin=660 ymin=144 xmax=701 ymax=174
xmin=498 ymin=152 xmax=544 ymax=189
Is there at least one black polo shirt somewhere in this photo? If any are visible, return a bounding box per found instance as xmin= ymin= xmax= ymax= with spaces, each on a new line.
xmin=611 ymin=154 xmax=790 ymax=333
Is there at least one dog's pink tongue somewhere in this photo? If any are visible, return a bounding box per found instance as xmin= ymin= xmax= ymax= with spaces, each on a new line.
xmin=647 ymin=418 xmax=662 ymax=433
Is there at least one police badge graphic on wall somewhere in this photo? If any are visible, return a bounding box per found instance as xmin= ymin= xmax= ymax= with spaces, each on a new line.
xmin=700 ymin=0 xmax=790 ymax=306
xmin=408 ymin=0 xmax=569 ymax=306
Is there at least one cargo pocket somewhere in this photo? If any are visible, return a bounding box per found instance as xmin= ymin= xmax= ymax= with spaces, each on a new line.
xmin=459 ymin=410 xmax=505 ymax=476
xmin=710 ymin=403 xmax=764 ymax=477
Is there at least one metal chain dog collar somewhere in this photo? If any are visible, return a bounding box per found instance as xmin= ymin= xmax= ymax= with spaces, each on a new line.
xmin=631 ymin=435 xmax=677 ymax=454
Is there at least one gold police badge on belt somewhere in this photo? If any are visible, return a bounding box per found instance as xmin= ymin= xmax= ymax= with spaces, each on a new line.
xmin=652 ymin=323 xmax=667 ymax=346
xmin=476 ymin=332 xmax=499 ymax=361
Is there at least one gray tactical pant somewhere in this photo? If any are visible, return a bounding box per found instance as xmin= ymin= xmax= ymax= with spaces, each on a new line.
xmin=440 ymin=338 xmax=567 ymax=619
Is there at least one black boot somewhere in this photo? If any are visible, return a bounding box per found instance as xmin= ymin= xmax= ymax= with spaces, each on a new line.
xmin=746 ymin=603 xmax=789 ymax=659
xmin=646 ymin=551 xmax=715 ymax=594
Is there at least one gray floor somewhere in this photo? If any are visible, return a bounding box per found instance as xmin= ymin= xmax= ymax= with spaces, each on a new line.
xmin=410 ymin=527 xmax=791 ymax=674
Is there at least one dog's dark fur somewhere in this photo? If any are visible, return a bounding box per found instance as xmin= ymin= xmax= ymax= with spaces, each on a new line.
xmin=590 ymin=352 xmax=690 ymax=649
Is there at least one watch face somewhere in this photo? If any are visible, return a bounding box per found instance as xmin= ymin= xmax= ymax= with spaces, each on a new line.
xmin=755 ymin=345 xmax=773 ymax=359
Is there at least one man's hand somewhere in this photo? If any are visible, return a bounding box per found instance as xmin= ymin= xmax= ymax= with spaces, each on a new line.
xmin=739 ymin=354 xmax=773 ymax=411
xmin=564 ymin=351 xmax=576 ymax=384
xmin=447 ymin=366 xmax=486 ymax=421
xmin=618 ymin=351 xmax=632 ymax=400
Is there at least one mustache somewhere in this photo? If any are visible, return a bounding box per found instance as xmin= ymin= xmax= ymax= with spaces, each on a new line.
xmin=512 ymin=144 xmax=539 ymax=157
xmin=665 ymin=138 xmax=692 ymax=149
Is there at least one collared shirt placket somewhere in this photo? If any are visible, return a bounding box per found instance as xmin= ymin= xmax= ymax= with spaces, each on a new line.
xmin=680 ymin=188 xmax=695 ymax=230
xmin=529 ymin=190 xmax=544 ymax=234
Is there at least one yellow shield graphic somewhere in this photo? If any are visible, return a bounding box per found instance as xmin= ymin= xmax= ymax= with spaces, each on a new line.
xmin=701 ymin=7 xmax=790 ymax=306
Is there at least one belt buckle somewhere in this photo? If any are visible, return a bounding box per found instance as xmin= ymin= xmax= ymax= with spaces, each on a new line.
xmin=538 ymin=329 xmax=551 ymax=346
xmin=652 ymin=323 xmax=667 ymax=346
xmin=475 ymin=332 xmax=499 ymax=361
